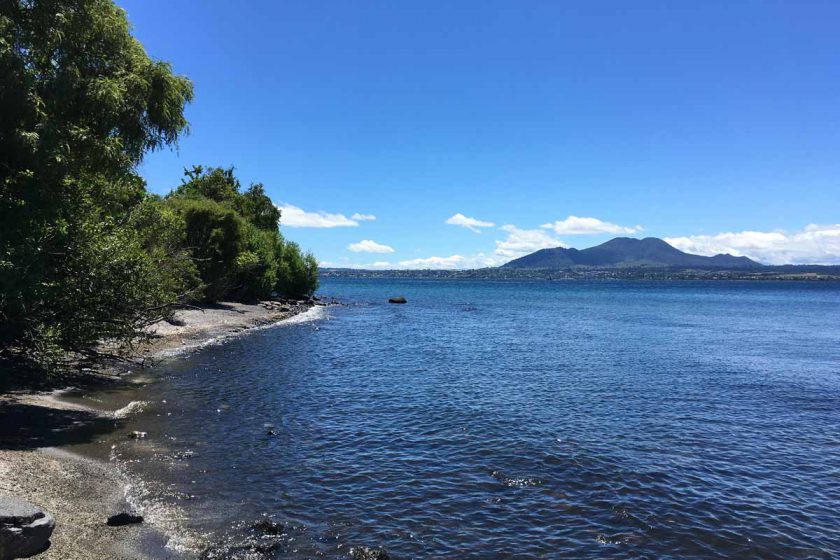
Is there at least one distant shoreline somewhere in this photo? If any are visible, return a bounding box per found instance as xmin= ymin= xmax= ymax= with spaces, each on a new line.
xmin=320 ymin=266 xmax=840 ymax=281
xmin=0 ymin=300 xmax=320 ymax=559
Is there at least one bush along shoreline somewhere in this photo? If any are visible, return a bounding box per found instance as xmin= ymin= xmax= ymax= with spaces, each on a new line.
xmin=0 ymin=0 xmax=318 ymax=373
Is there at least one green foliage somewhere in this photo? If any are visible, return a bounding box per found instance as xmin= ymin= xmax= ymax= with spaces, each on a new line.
xmin=37 ymin=193 xmax=200 ymax=359
xmin=167 ymin=196 xmax=245 ymax=302
xmin=236 ymin=184 xmax=281 ymax=231
xmin=0 ymin=0 xmax=194 ymax=367
xmin=0 ymin=1 xmax=317 ymax=371
xmin=277 ymin=242 xmax=320 ymax=299
xmin=171 ymin=166 xmax=281 ymax=232
xmin=171 ymin=166 xmax=241 ymax=205
xmin=167 ymin=166 xmax=318 ymax=301
xmin=235 ymin=224 xmax=280 ymax=300
xmin=0 ymin=0 xmax=193 ymax=179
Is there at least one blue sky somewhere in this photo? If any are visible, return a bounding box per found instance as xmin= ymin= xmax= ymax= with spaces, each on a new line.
xmin=120 ymin=0 xmax=840 ymax=266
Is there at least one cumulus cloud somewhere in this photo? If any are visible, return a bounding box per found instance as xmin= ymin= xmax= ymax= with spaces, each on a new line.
xmin=397 ymin=255 xmax=467 ymax=268
xmin=445 ymin=213 xmax=496 ymax=233
xmin=330 ymin=253 xmax=501 ymax=270
xmin=278 ymin=204 xmax=359 ymax=228
xmin=494 ymin=225 xmax=565 ymax=259
xmin=541 ymin=216 xmax=642 ymax=235
xmin=397 ymin=253 xmax=501 ymax=269
xmin=665 ymin=224 xmax=840 ymax=265
xmin=351 ymin=213 xmax=376 ymax=221
xmin=347 ymin=239 xmax=395 ymax=253
xmin=339 ymin=224 xmax=567 ymax=269
xmin=319 ymin=260 xmax=393 ymax=269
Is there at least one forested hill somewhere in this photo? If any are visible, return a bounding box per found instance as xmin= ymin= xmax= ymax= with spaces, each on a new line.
xmin=502 ymin=237 xmax=760 ymax=269
xmin=0 ymin=1 xmax=317 ymax=369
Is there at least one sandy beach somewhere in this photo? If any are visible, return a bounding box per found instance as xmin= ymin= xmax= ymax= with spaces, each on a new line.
xmin=0 ymin=300 xmax=317 ymax=559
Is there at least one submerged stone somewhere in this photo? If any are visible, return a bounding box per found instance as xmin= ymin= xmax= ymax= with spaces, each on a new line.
xmin=349 ymin=546 xmax=391 ymax=560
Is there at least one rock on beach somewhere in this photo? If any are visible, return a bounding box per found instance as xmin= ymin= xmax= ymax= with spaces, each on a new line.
xmin=0 ymin=496 xmax=55 ymax=560
xmin=105 ymin=512 xmax=143 ymax=527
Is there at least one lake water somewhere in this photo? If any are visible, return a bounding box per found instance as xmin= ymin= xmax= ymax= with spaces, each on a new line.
xmin=79 ymin=279 xmax=840 ymax=559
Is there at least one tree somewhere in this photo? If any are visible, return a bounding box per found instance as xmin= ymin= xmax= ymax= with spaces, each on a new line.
xmin=167 ymin=196 xmax=245 ymax=302
xmin=0 ymin=0 xmax=194 ymax=366
xmin=236 ymin=184 xmax=281 ymax=231
xmin=278 ymin=242 xmax=319 ymax=298
xmin=171 ymin=166 xmax=241 ymax=205
xmin=166 ymin=166 xmax=318 ymax=302
xmin=0 ymin=1 xmax=319 ymax=369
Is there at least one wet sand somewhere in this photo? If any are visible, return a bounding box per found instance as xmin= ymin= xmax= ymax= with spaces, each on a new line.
xmin=0 ymin=300 xmax=315 ymax=559
xmin=0 ymin=448 xmax=170 ymax=559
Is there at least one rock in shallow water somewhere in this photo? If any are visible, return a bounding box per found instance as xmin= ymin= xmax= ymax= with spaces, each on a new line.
xmin=388 ymin=296 xmax=407 ymax=304
xmin=349 ymin=546 xmax=391 ymax=560
xmin=0 ymin=496 xmax=55 ymax=560
xmin=106 ymin=512 xmax=143 ymax=526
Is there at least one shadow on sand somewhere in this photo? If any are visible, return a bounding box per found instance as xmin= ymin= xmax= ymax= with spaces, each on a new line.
xmin=0 ymin=402 xmax=117 ymax=450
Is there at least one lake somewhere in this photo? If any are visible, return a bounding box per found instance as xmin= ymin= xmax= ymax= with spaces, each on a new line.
xmin=78 ymin=279 xmax=840 ymax=559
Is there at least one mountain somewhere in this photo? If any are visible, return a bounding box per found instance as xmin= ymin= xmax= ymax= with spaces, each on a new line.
xmin=502 ymin=237 xmax=761 ymax=269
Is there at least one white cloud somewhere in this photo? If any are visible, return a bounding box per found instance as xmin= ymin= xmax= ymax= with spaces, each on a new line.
xmin=353 ymin=261 xmax=395 ymax=269
xmin=397 ymin=253 xmax=501 ymax=269
xmin=319 ymin=260 xmax=393 ymax=269
xmin=336 ymin=224 xmax=566 ymax=270
xmin=398 ymin=255 xmax=467 ymax=268
xmin=541 ymin=216 xmax=643 ymax=235
xmin=665 ymin=224 xmax=840 ymax=265
xmin=278 ymin=204 xmax=359 ymax=228
xmin=326 ymin=253 xmax=501 ymax=270
xmin=494 ymin=225 xmax=565 ymax=260
xmin=445 ymin=213 xmax=496 ymax=233
xmin=347 ymin=239 xmax=395 ymax=253
xmin=351 ymin=213 xmax=376 ymax=221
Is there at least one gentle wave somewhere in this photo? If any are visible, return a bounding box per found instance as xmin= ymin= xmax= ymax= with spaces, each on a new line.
xmin=89 ymin=280 xmax=840 ymax=559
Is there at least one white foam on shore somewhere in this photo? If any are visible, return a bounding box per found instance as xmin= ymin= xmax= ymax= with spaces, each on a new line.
xmin=112 ymin=442 xmax=213 ymax=556
xmin=271 ymin=303 xmax=328 ymax=326
xmin=112 ymin=400 xmax=149 ymax=419
xmin=155 ymin=304 xmax=329 ymax=359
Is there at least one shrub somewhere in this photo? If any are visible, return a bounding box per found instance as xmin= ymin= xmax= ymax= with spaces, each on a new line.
xmin=167 ymin=197 xmax=245 ymax=302
xmin=167 ymin=166 xmax=318 ymax=301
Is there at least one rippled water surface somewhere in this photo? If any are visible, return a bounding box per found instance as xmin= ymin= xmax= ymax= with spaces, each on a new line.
xmin=98 ymin=280 xmax=840 ymax=558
